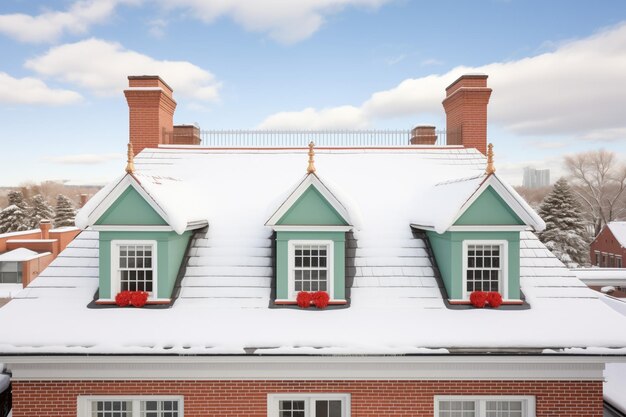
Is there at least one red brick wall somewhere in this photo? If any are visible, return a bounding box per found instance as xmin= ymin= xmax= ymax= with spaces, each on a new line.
xmin=590 ymin=226 xmax=626 ymax=266
xmin=12 ymin=379 xmax=602 ymax=417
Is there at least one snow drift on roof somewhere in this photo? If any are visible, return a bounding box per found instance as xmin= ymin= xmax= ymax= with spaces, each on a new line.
xmin=608 ymin=221 xmax=626 ymax=248
xmin=0 ymin=248 xmax=40 ymax=262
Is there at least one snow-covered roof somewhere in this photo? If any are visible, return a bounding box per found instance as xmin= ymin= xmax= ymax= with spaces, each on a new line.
xmin=411 ymin=173 xmax=545 ymax=233
xmin=572 ymin=268 xmax=626 ymax=284
xmin=76 ymin=173 xmax=208 ymax=234
xmin=0 ymin=248 xmax=40 ymax=262
xmin=0 ymin=147 xmax=625 ymax=355
xmin=607 ymin=221 xmax=626 ymax=248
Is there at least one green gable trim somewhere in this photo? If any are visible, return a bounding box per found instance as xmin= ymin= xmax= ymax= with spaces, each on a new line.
xmin=95 ymin=186 xmax=168 ymax=226
xmin=455 ymin=185 xmax=524 ymax=226
xmin=426 ymin=230 xmax=521 ymax=300
xmin=98 ymin=230 xmax=192 ymax=300
xmin=276 ymin=230 xmax=346 ymax=300
xmin=277 ymin=185 xmax=348 ymax=226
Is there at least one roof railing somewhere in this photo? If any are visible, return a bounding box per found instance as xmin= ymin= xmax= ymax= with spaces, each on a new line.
xmin=196 ymin=129 xmax=458 ymax=147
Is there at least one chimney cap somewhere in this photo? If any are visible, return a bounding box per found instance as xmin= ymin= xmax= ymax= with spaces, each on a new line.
xmin=127 ymin=75 xmax=174 ymax=93
xmin=445 ymin=73 xmax=488 ymax=91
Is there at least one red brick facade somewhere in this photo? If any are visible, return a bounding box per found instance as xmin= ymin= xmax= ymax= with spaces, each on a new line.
xmin=442 ymin=74 xmax=492 ymax=155
xmin=590 ymin=225 xmax=625 ymax=267
xmin=12 ymin=379 xmax=602 ymax=416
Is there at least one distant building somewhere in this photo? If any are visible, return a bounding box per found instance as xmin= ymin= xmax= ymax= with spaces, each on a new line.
xmin=523 ymin=167 xmax=550 ymax=188
xmin=590 ymin=221 xmax=626 ymax=268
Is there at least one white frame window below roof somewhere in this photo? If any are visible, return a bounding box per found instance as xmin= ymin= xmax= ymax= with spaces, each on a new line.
xmin=267 ymin=393 xmax=350 ymax=417
xmin=111 ymin=240 xmax=158 ymax=299
xmin=462 ymin=240 xmax=508 ymax=300
xmin=434 ymin=395 xmax=535 ymax=417
xmin=617 ymin=256 xmax=623 ymax=268
xmin=0 ymin=261 xmax=22 ymax=284
xmin=594 ymin=251 xmax=601 ymax=266
xmin=288 ymin=240 xmax=334 ymax=300
xmin=77 ymin=395 xmax=183 ymax=417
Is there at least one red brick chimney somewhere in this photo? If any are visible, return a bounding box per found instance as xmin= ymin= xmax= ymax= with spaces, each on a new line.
xmin=442 ymin=74 xmax=492 ymax=155
xmin=40 ymin=219 xmax=51 ymax=239
xmin=410 ymin=125 xmax=437 ymax=145
xmin=124 ymin=75 xmax=177 ymax=154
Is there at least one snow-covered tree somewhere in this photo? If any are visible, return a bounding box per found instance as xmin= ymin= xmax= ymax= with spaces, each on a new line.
xmin=54 ymin=194 xmax=75 ymax=228
xmin=0 ymin=204 xmax=30 ymax=233
xmin=29 ymin=194 xmax=55 ymax=228
xmin=7 ymin=190 xmax=28 ymax=210
xmin=538 ymin=178 xmax=589 ymax=266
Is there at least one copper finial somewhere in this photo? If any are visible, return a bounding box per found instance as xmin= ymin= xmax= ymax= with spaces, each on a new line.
xmin=307 ymin=141 xmax=316 ymax=174
xmin=126 ymin=142 xmax=135 ymax=174
xmin=486 ymin=143 xmax=495 ymax=175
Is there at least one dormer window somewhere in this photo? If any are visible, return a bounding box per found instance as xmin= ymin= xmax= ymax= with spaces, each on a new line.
xmin=290 ymin=241 xmax=333 ymax=298
xmin=266 ymin=146 xmax=353 ymax=306
xmin=114 ymin=241 xmax=156 ymax=295
xmin=413 ymin=171 xmax=545 ymax=306
xmin=463 ymin=241 xmax=507 ymax=299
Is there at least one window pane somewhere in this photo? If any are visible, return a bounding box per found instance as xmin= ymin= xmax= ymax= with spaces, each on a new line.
xmin=485 ymin=401 xmax=523 ymax=417
xmin=316 ymin=400 xmax=329 ymax=417
xmin=292 ymin=243 xmax=330 ymax=297
xmin=438 ymin=401 xmax=475 ymax=417
xmin=466 ymin=244 xmax=501 ymax=295
xmin=279 ymin=400 xmax=306 ymax=417
xmin=119 ymin=243 xmax=154 ymax=294
xmin=91 ymin=401 xmax=132 ymax=417
xmin=140 ymin=400 xmax=180 ymax=417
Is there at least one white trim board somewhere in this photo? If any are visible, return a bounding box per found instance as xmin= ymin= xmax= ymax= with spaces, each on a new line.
xmin=1 ymin=356 xmax=606 ymax=381
xmin=452 ymin=175 xmax=545 ymax=233
xmin=266 ymin=174 xmax=351 ymax=227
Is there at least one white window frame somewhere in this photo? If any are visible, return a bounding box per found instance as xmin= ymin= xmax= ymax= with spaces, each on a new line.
xmin=77 ymin=395 xmax=184 ymax=417
xmin=594 ymin=251 xmax=601 ymax=266
xmin=462 ymin=240 xmax=509 ymax=300
xmin=617 ymin=256 xmax=623 ymax=268
xmin=267 ymin=393 xmax=350 ymax=417
xmin=287 ymin=240 xmax=334 ymax=300
xmin=434 ymin=395 xmax=535 ymax=417
xmin=110 ymin=240 xmax=158 ymax=301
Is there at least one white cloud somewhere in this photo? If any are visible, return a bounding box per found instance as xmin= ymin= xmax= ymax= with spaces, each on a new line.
xmin=258 ymin=23 xmax=626 ymax=140
xmin=0 ymin=0 xmax=138 ymax=43
xmin=157 ymin=0 xmax=393 ymax=44
xmin=0 ymin=72 xmax=82 ymax=105
xmin=25 ymin=38 xmax=221 ymax=101
xmin=0 ymin=0 xmax=392 ymax=44
xmin=44 ymin=153 xmax=124 ymax=165
xmin=258 ymin=106 xmax=366 ymax=130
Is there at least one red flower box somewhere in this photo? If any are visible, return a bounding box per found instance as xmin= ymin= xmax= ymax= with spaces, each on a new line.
xmin=312 ymin=291 xmax=330 ymax=309
xmin=296 ymin=291 xmax=313 ymax=308
xmin=115 ymin=291 xmax=149 ymax=308
xmin=115 ymin=290 xmax=132 ymax=307
xmin=470 ymin=291 xmax=488 ymax=308
xmin=487 ymin=291 xmax=503 ymax=308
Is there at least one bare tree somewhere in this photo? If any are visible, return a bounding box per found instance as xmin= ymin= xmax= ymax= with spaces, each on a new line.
xmin=565 ymin=149 xmax=626 ymax=236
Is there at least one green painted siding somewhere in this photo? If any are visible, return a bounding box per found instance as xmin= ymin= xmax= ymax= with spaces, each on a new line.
xmin=455 ymin=186 xmax=524 ymax=226
xmin=276 ymin=231 xmax=346 ymax=300
xmin=98 ymin=230 xmax=192 ymax=300
xmin=427 ymin=230 xmax=521 ymax=300
xmin=95 ymin=186 xmax=167 ymax=226
xmin=277 ymin=186 xmax=348 ymax=226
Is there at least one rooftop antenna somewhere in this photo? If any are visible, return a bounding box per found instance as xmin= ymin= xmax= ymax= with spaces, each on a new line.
xmin=307 ymin=141 xmax=316 ymax=174
xmin=126 ymin=142 xmax=135 ymax=174
xmin=485 ymin=143 xmax=495 ymax=175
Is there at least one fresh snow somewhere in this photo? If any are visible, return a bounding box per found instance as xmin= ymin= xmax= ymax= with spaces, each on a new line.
xmin=0 ymin=248 xmax=39 ymax=262
xmin=607 ymin=221 xmax=626 ymax=248
xmin=0 ymin=148 xmax=625 ymax=355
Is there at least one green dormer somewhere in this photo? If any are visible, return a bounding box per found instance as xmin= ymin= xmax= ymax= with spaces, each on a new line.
xmin=266 ymin=150 xmax=352 ymax=306
xmin=76 ymin=170 xmax=206 ymax=305
xmin=413 ymin=171 xmax=545 ymax=305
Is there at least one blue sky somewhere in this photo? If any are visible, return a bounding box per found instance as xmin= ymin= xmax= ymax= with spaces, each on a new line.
xmin=1 ymin=0 xmax=625 ymax=186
